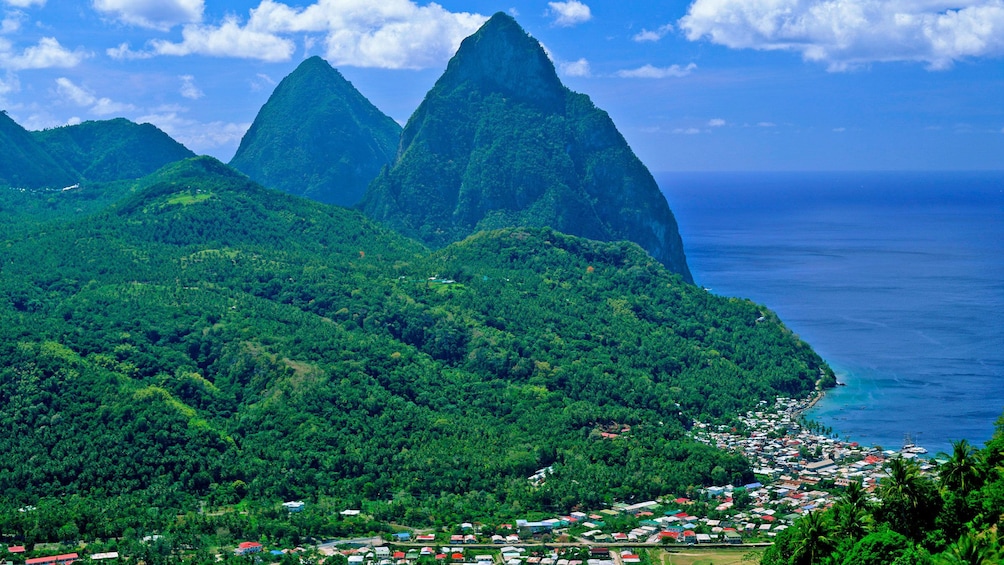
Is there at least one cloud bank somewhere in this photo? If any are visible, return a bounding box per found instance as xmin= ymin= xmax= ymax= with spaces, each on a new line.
xmin=616 ymin=63 xmax=697 ymax=78
xmin=93 ymin=0 xmax=204 ymax=30
xmin=680 ymin=0 xmax=1004 ymax=70
xmin=112 ymin=0 xmax=487 ymax=69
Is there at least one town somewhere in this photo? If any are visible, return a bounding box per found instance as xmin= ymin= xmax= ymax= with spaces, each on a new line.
xmin=4 ymin=396 xmax=937 ymax=565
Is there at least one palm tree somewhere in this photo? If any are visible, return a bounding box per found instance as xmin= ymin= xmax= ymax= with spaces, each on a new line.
xmin=791 ymin=510 xmax=836 ymax=565
xmin=840 ymin=479 xmax=869 ymax=511
xmin=881 ymin=457 xmax=924 ymax=510
xmin=831 ymin=501 xmax=872 ymax=541
xmin=938 ymin=439 xmax=985 ymax=495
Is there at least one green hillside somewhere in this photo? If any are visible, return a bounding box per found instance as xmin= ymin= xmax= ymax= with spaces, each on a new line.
xmin=32 ymin=118 xmax=196 ymax=182
xmin=0 ymin=157 xmax=828 ymax=530
xmin=361 ymin=13 xmax=693 ymax=283
xmin=230 ymin=56 xmax=401 ymax=207
xmin=0 ymin=110 xmax=76 ymax=189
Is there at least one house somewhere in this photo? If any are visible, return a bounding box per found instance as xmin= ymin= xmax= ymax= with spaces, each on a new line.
xmin=236 ymin=542 xmax=263 ymax=556
xmin=26 ymin=554 xmax=78 ymax=565
xmin=7 ymin=548 xmax=25 ymax=555
xmin=393 ymin=533 xmax=412 ymax=542
xmin=723 ymin=532 xmax=742 ymax=545
xmin=283 ymin=501 xmax=305 ymax=512
xmin=89 ymin=553 xmax=119 ymax=561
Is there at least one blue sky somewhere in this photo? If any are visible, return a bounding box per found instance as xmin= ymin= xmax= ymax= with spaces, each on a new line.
xmin=1 ymin=0 xmax=1002 ymax=171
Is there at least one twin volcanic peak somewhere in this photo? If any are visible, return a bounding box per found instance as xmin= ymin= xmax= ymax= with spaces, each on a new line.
xmin=229 ymin=56 xmax=402 ymax=208
xmin=360 ymin=12 xmax=693 ymax=283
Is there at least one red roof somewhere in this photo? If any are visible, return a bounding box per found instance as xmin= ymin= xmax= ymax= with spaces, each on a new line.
xmin=26 ymin=554 xmax=79 ymax=565
xmin=762 ymin=515 xmax=776 ymax=522
xmin=238 ymin=542 xmax=262 ymax=549
xmin=393 ymin=552 xmax=406 ymax=558
xmin=674 ymin=497 xmax=690 ymax=504
xmin=451 ymin=554 xmax=464 ymax=559
xmin=8 ymin=547 xmax=26 ymax=554
xmin=660 ymin=531 xmax=680 ymax=540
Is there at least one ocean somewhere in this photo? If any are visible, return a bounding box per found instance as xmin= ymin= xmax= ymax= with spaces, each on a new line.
xmin=658 ymin=171 xmax=1004 ymax=456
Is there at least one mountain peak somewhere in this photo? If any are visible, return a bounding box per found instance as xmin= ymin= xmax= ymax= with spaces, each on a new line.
xmin=229 ymin=55 xmax=401 ymax=208
xmin=434 ymin=11 xmax=564 ymax=108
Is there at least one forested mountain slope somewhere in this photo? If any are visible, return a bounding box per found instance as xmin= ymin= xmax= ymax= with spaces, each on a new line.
xmin=0 ymin=157 xmax=828 ymax=522
xmin=361 ymin=13 xmax=693 ymax=283
xmin=0 ymin=111 xmax=76 ymax=189
xmin=32 ymin=118 xmax=196 ymax=182
xmin=230 ymin=56 xmax=401 ymax=207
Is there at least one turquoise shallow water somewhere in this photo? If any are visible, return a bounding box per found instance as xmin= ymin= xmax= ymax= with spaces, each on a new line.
xmin=659 ymin=171 xmax=1004 ymax=455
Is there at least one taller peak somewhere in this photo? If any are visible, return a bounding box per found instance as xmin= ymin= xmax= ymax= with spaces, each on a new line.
xmin=435 ymin=12 xmax=564 ymax=107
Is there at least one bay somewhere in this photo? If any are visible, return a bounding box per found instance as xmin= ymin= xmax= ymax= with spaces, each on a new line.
xmin=658 ymin=171 xmax=1004 ymax=455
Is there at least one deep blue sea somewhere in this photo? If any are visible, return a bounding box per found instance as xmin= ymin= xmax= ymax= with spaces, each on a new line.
xmin=658 ymin=171 xmax=1004 ymax=455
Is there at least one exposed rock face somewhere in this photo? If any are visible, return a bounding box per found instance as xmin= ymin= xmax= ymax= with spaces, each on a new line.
xmin=360 ymin=13 xmax=692 ymax=283
xmin=230 ymin=56 xmax=401 ymax=208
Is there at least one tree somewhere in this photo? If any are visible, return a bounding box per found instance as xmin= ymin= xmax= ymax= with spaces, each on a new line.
xmin=937 ymin=440 xmax=985 ymax=495
xmin=791 ymin=510 xmax=836 ymax=565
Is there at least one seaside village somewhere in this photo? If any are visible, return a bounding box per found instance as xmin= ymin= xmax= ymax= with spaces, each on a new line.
xmin=6 ymin=397 xmax=936 ymax=565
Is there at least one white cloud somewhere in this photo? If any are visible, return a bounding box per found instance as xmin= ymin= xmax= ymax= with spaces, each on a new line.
xmin=680 ymin=0 xmax=1004 ymax=71
xmin=2 ymin=0 xmax=45 ymax=7
xmin=548 ymin=1 xmax=591 ymax=27
xmin=149 ymin=16 xmax=295 ymax=61
xmin=616 ymin=62 xmax=697 ymax=78
xmin=250 ymin=72 xmax=275 ymax=91
xmin=633 ymin=23 xmax=673 ymax=42
xmin=136 ymin=110 xmax=250 ymax=154
xmin=833 ymin=127 xmax=846 ymax=132
xmin=673 ymin=127 xmax=701 ymax=135
xmin=2 ymin=10 xmax=26 ymax=34
xmin=0 ymin=36 xmax=85 ymax=70
xmin=93 ymin=0 xmax=204 ymax=31
xmin=708 ymin=118 xmax=725 ymax=127
xmin=559 ymin=57 xmax=591 ymax=77
xmin=55 ymin=77 xmax=135 ymax=116
xmin=178 ymin=74 xmax=203 ymax=99
xmin=758 ymin=121 xmax=776 ymax=127
xmin=121 ymin=1 xmax=486 ymax=69
xmin=0 ymin=70 xmax=17 ymax=99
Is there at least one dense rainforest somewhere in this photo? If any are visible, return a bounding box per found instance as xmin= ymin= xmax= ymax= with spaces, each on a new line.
xmin=0 ymin=156 xmax=830 ymax=543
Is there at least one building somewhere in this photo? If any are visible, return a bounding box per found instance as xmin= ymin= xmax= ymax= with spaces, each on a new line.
xmin=236 ymin=542 xmax=263 ymax=556
xmin=26 ymin=554 xmax=78 ymax=565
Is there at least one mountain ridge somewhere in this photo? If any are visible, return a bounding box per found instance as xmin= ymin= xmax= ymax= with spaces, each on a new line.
xmin=361 ymin=12 xmax=693 ymax=283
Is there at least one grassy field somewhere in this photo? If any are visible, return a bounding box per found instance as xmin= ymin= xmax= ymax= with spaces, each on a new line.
xmin=650 ymin=547 xmax=763 ymax=565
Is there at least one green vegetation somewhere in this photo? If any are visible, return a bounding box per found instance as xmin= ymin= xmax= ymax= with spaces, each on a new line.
xmin=360 ymin=13 xmax=692 ymax=282
xmin=230 ymin=56 xmax=401 ymax=207
xmin=1 ymin=156 xmax=828 ymax=544
xmin=32 ymin=118 xmax=196 ymax=182
xmin=0 ymin=110 xmax=76 ymax=188
xmin=761 ymin=426 xmax=1004 ymax=564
